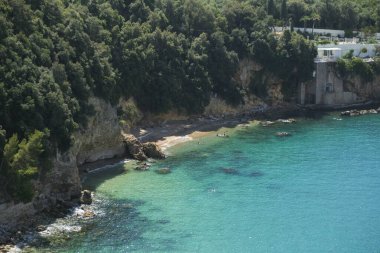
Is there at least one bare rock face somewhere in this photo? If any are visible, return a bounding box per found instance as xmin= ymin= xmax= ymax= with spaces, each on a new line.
xmin=74 ymin=97 xmax=125 ymax=164
xmin=42 ymin=97 xmax=126 ymax=202
xmin=343 ymin=75 xmax=380 ymax=100
xmin=122 ymin=134 xmax=147 ymax=161
xmin=142 ymin=142 xmax=166 ymax=159
xmin=204 ymin=58 xmax=284 ymax=117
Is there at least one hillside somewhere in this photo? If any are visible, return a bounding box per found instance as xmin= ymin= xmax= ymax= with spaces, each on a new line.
xmin=0 ymin=0 xmax=317 ymax=203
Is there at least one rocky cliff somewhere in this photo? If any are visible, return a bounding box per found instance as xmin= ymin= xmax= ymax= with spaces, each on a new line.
xmin=204 ymin=58 xmax=285 ymax=116
xmin=40 ymin=97 xmax=126 ymax=202
xmin=0 ymin=97 xmax=167 ymax=231
xmin=0 ymin=97 xmax=125 ymax=228
xmin=343 ymin=75 xmax=380 ymax=101
xmin=0 ymin=59 xmax=288 ymax=234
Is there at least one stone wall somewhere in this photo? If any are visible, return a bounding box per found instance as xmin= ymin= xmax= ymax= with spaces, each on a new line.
xmin=301 ymin=62 xmax=380 ymax=106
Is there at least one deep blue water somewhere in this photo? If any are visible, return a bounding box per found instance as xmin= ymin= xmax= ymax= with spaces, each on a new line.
xmin=37 ymin=114 xmax=380 ymax=252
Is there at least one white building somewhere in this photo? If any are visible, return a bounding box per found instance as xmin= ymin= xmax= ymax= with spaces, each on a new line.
xmin=299 ymin=43 xmax=378 ymax=106
xmin=316 ymin=43 xmax=378 ymax=62
xmin=275 ymin=27 xmax=380 ymax=40
xmin=316 ymin=48 xmax=342 ymax=62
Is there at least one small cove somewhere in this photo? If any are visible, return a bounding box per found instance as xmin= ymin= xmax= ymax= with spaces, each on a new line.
xmin=33 ymin=113 xmax=380 ymax=252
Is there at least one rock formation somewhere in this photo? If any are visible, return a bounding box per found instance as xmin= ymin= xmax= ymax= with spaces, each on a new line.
xmin=0 ymin=97 xmax=126 ymax=227
xmin=142 ymin=142 xmax=166 ymax=159
xmin=122 ymin=134 xmax=148 ymax=161
xmin=80 ymin=190 xmax=92 ymax=205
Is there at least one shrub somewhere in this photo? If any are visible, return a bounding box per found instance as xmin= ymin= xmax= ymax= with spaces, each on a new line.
xmin=351 ymin=58 xmax=374 ymax=82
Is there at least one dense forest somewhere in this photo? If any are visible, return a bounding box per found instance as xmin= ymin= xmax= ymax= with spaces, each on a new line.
xmin=265 ymin=0 xmax=380 ymax=33
xmin=0 ymin=0 xmax=378 ymax=202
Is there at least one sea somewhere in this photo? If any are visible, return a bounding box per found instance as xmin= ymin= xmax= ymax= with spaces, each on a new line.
xmin=33 ymin=113 xmax=380 ymax=253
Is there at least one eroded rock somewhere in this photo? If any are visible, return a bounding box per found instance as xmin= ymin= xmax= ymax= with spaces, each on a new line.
xmin=341 ymin=108 xmax=378 ymax=117
xmin=80 ymin=190 xmax=92 ymax=205
xmin=142 ymin=142 xmax=166 ymax=159
xmin=122 ymin=134 xmax=147 ymax=161
xmin=369 ymin=109 xmax=378 ymax=114
xmin=135 ymin=162 xmax=151 ymax=171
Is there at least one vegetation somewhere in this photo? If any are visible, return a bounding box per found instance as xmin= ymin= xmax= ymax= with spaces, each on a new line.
xmin=336 ymin=57 xmax=376 ymax=82
xmin=4 ymin=0 xmax=367 ymax=203
xmin=0 ymin=0 xmax=379 ymax=204
xmin=0 ymin=130 xmax=49 ymax=201
xmin=265 ymin=0 xmax=380 ymax=34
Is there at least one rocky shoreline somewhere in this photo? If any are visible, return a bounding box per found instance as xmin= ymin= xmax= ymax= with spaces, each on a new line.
xmin=1 ymin=102 xmax=380 ymax=252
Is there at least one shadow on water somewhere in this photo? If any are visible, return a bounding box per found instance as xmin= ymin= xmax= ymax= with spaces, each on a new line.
xmin=31 ymin=196 xmax=182 ymax=252
xmin=83 ymin=164 xmax=128 ymax=191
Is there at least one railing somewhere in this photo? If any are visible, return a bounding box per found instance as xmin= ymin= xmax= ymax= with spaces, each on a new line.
xmin=314 ymin=56 xmax=338 ymax=62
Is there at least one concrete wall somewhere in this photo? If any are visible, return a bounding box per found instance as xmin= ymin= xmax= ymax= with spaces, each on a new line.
xmin=300 ymin=62 xmax=359 ymax=105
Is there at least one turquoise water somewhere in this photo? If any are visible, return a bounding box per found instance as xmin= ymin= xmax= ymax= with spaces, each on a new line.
xmin=39 ymin=114 xmax=380 ymax=252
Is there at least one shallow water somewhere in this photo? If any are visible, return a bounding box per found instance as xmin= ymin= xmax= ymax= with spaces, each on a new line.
xmin=36 ymin=114 xmax=380 ymax=252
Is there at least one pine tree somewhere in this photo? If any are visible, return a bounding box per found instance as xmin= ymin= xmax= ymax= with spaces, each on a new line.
xmin=280 ymin=0 xmax=287 ymax=21
xmin=267 ymin=0 xmax=275 ymax=16
xmin=376 ymin=5 xmax=380 ymax=32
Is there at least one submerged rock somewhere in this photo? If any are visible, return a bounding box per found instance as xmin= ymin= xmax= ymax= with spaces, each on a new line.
xmin=248 ymin=171 xmax=264 ymax=177
xmin=369 ymin=109 xmax=378 ymax=114
xmin=277 ymin=118 xmax=296 ymax=123
xmin=156 ymin=168 xmax=171 ymax=174
xmin=260 ymin=121 xmax=275 ymax=127
xmin=0 ymin=244 xmax=12 ymax=252
xmin=221 ymin=168 xmax=239 ymax=175
xmin=216 ymin=133 xmax=230 ymax=138
xmin=142 ymin=142 xmax=166 ymax=159
xmin=80 ymin=190 xmax=92 ymax=205
xmin=83 ymin=210 xmax=95 ymax=218
xmin=341 ymin=109 xmax=378 ymax=117
xmin=275 ymin=132 xmax=292 ymax=137
xmin=135 ymin=162 xmax=151 ymax=171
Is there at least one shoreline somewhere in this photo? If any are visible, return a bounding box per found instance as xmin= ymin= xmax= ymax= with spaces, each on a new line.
xmin=27 ymin=101 xmax=380 ymax=179
xmin=2 ymin=103 xmax=379 ymax=251
xmin=80 ymin=100 xmax=380 ymax=173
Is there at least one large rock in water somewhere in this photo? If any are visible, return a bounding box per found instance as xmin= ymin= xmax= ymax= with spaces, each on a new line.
xmin=80 ymin=190 xmax=92 ymax=205
xmin=143 ymin=142 xmax=166 ymax=159
xmin=122 ymin=134 xmax=147 ymax=161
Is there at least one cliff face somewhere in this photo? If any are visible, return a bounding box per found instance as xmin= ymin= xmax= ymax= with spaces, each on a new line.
xmin=0 ymin=97 xmax=126 ymax=227
xmin=41 ymin=97 xmax=125 ymax=201
xmin=343 ymin=75 xmax=380 ymax=101
xmin=204 ymin=58 xmax=285 ymax=116
xmin=0 ymin=59 xmax=287 ymax=228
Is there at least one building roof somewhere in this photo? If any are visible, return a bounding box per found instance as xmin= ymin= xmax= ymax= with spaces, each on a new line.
xmin=317 ymin=48 xmax=342 ymax=51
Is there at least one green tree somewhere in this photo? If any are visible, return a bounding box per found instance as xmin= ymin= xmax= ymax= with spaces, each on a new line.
xmin=280 ymin=0 xmax=288 ymax=21
xmin=267 ymin=0 xmax=275 ymax=16
xmin=1 ymin=131 xmax=46 ymax=202
xmin=377 ymin=4 xmax=380 ymax=32
xmin=311 ymin=12 xmax=320 ymax=35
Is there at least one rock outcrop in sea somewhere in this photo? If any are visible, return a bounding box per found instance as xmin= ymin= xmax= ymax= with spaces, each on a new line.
xmin=122 ymin=134 xmax=166 ymax=161
xmin=142 ymin=142 xmax=166 ymax=159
